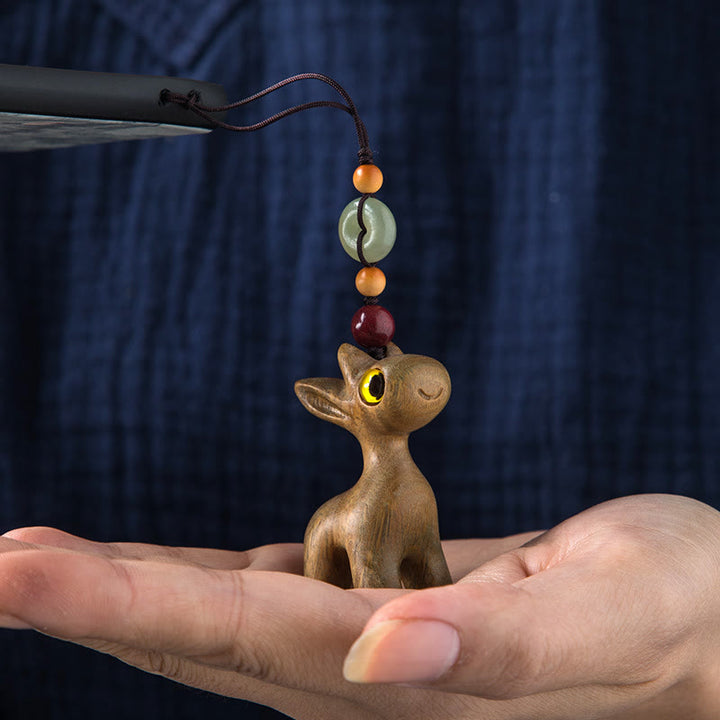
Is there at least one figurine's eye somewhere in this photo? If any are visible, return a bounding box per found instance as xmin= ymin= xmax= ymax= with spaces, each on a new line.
xmin=359 ymin=368 xmax=385 ymax=405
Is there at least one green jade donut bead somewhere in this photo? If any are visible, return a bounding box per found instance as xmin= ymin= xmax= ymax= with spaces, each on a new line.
xmin=338 ymin=197 xmax=397 ymax=263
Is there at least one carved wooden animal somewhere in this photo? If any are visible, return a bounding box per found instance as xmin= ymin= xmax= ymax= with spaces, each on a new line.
xmin=295 ymin=342 xmax=452 ymax=589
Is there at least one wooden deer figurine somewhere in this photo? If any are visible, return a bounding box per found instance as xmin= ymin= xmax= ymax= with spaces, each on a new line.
xmin=295 ymin=342 xmax=452 ymax=589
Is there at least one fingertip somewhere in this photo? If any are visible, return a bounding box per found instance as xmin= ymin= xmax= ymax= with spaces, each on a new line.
xmin=0 ymin=614 xmax=33 ymax=630
xmin=2 ymin=527 xmax=100 ymax=556
xmin=3 ymin=526 xmax=66 ymax=545
xmin=2 ymin=527 xmax=36 ymax=540
xmin=344 ymin=618 xmax=460 ymax=685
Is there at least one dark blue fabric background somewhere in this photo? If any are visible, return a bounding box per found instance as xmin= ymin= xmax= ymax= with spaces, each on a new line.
xmin=1 ymin=1 xmax=719 ymax=717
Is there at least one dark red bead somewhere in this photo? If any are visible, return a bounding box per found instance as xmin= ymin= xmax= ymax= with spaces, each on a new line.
xmin=351 ymin=304 xmax=395 ymax=348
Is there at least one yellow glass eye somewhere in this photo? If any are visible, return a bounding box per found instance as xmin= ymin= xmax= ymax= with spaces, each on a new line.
xmin=359 ymin=368 xmax=385 ymax=405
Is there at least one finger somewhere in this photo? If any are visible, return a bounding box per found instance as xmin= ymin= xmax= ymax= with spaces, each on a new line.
xmin=3 ymin=527 xmax=304 ymax=573
xmin=343 ymin=550 xmax=683 ymax=699
xmin=0 ymin=536 xmax=60 ymax=628
xmin=0 ymin=548 xmax=398 ymax=693
xmin=4 ymin=527 xmax=541 ymax=579
xmin=442 ymin=532 xmax=544 ymax=580
xmin=84 ymin=640 xmax=370 ymax=720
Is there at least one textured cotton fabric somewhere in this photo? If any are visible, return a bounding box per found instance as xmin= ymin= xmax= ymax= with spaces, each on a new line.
xmin=1 ymin=1 xmax=719 ymax=718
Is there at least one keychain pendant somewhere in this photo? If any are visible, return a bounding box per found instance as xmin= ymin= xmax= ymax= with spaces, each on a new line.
xmin=161 ymin=75 xmax=451 ymax=588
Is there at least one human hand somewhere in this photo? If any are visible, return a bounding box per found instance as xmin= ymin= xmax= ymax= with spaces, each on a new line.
xmin=343 ymin=494 xmax=720 ymax=719
xmin=0 ymin=523 xmax=534 ymax=719
xmin=0 ymin=494 xmax=718 ymax=720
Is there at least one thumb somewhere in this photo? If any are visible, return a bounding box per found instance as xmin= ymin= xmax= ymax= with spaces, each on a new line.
xmin=343 ymin=550 xmax=651 ymax=699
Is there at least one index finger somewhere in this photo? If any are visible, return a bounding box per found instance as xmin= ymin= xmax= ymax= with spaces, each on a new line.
xmin=0 ymin=547 xmax=399 ymax=693
xmin=3 ymin=527 xmax=304 ymax=573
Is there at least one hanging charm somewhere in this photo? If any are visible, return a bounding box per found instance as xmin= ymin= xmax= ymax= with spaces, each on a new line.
xmin=296 ymin=157 xmax=452 ymax=589
xmin=161 ymin=74 xmax=452 ymax=588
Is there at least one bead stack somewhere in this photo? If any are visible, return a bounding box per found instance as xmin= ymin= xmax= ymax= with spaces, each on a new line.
xmin=338 ymin=163 xmax=396 ymax=358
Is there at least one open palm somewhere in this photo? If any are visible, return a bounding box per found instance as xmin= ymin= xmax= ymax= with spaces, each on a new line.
xmin=0 ymin=495 xmax=718 ymax=720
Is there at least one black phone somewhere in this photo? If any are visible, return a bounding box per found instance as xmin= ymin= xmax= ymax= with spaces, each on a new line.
xmin=0 ymin=64 xmax=227 ymax=152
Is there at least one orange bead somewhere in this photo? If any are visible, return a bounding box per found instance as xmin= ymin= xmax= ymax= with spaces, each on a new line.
xmin=353 ymin=164 xmax=384 ymax=194
xmin=355 ymin=267 xmax=387 ymax=297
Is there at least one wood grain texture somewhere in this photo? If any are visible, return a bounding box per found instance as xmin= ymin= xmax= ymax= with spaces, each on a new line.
xmin=295 ymin=343 xmax=452 ymax=589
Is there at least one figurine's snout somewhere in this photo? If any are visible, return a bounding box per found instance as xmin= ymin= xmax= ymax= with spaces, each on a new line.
xmin=418 ymin=385 xmax=444 ymax=401
xmin=410 ymin=359 xmax=451 ymax=406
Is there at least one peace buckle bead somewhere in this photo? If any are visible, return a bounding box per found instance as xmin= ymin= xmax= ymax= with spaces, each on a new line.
xmin=338 ymin=197 xmax=396 ymax=264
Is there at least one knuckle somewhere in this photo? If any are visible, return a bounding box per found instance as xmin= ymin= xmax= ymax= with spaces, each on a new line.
xmin=157 ymin=544 xmax=186 ymax=561
xmin=122 ymin=648 xmax=197 ymax=685
xmin=95 ymin=645 xmax=194 ymax=686
xmin=107 ymin=558 xmax=139 ymax=615
xmin=231 ymin=647 xmax=278 ymax=683
xmin=143 ymin=650 xmax=185 ymax=679
xmin=104 ymin=542 xmax=126 ymax=558
xmin=223 ymin=573 xmax=280 ymax=684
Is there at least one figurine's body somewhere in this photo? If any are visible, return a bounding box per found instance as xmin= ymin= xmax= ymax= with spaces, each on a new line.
xmin=295 ymin=342 xmax=452 ymax=589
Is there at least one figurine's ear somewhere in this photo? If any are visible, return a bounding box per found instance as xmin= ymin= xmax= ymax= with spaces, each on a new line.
xmin=337 ymin=343 xmax=374 ymax=382
xmin=294 ymin=378 xmax=351 ymax=428
xmin=385 ymin=342 xmax=403 ymax=357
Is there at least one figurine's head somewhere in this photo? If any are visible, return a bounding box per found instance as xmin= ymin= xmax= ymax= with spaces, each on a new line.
xmin=295 ymin=343 xmax=451 ymax=439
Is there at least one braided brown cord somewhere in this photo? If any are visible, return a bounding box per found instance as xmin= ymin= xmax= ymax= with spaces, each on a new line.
xmin=159 ymin=73 xmax=372 ymax=163
xmin=160 ymin=74 xmax=386 ymax=358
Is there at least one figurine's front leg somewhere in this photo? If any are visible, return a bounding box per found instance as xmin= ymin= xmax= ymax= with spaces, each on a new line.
xmin=348 ymin=543 xmax=402 ymax=588
xmin=304 ymin=534 xmax=353 ymax=589
xmin=400 ymin=543 xmax=452 ymax=589
xmin=304 ymin=501 xmax=353 ymax=588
